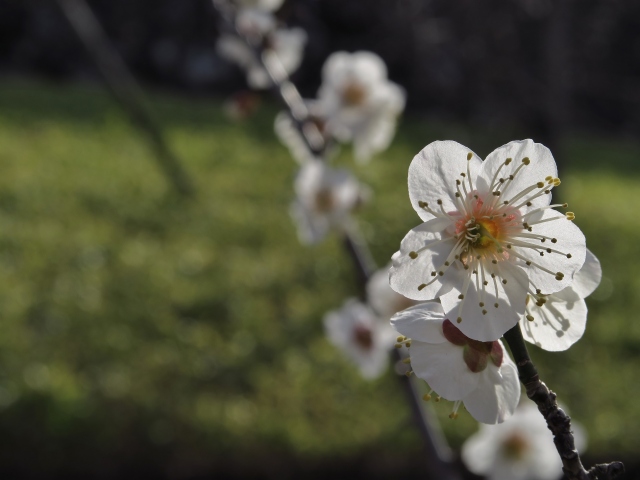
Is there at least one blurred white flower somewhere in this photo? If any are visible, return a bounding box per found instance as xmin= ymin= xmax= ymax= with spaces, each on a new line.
xmin=462 ymin=402 xmax=587 ymax=480
xmin=324 ymin=299 xmax=397 ymax=379
xmin=391 ymin=302 xmax=521 ymax=424
xmin=217 ymin=9 xmax=307 ymax=89
xmin=290 ymin=160 xmax=368 ymax=244
xmin=316 ymin=51 xmax=405 ymax=163
xmin=366 ymin=264 xmax=418 ymax=320
xmin=389 ymin=140 xmax=587 ymax=342
xmin=521 ymin=248 xmax=601 ymax=351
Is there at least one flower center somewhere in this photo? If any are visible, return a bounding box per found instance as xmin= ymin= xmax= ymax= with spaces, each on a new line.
xmin=342 ymin=83 xmax=367 ymax=106
xmin=501 ymin=432 xmax=530 ymax=460
xmin=314 ymin=188 xmax=335 ymax=213
xmin=465 ymin=217 xmax=501 ymax=249
xmin=352 ymin=324 xmax=373 ymax=350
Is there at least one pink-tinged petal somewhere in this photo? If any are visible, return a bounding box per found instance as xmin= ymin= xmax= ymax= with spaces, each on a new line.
xmin=440 ymin=262 xmax=528 ymax=342
xmin=408 ymin=141 xmax=482 ymax=222
xmin=520 ymin=291 xmax=587 ymax=351
xmin=390 ymin=303 xmax=447 ymax=343
xmin=490 ymin=340 xmax=503 ymax=367
xmin=515 ymin=209 xmax=586 ymax=295
xmin=409 ymin=340 xmax=480 ymax=400
xmin=478 ymin=140 xmax=556 ymax=213
xmin=563 ymin=248 xmax=601 ymax=299
xmin=463 ymin=353 xmax=521 ymax=424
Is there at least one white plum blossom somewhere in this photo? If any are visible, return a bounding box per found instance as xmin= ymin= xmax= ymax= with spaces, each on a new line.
xmin=390 ymin=140 xmax=587 ymax=342
xmin=217 ymin=9 xmax=307 ymax=89
xmin=462 ymin=402 xmax=587 ymax=480
xmin=366 ymin=264 xmax=418 ymax=320
xmin=316 ymin=51 xmax=405 ymax=163
xmin=521 ymin=248 xmax=601 ymax=351
xmin=290 ymin=160 xmax=368 ymax=244
xmin=391 ymin=302 xmax=521 ymax=424
xmin=324 ymin=299 xmax=397 ymax=379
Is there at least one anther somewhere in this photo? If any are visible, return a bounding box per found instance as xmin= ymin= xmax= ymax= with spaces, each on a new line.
xmin=402 ymin=357 xmax=411 ymax=364
xmin=505 ymin=158 xmax=513 ymax=165
xmin=456 ymin=179 xmax=461 ymax=185
xmin=546 ymin=248 xmax=552 ymax=253
xmin=555 ymin=272 xmax=564 ymax=281
xmin=405 ymin=341 xmax=411 ymax=347
xmin=536 ymin=181 xmax=544 ymax=188
xmin=467 ymin=152 xmax=473 ymax=160
xmin=409 ymin=251 xmax=418 ymax=259
xmin=551 ymin=238 xmax=557 ymax=243
xmin=456 ymin=317 xmax=462 ymax=323
xmin=522 ymin=157 xmax=530 ymax=165
xmin=395 ymin=343 xmax=402 ymax=348
xmin=526 ymin=202 xmax=532 ymax=206
xmin=492 ymin=260 xmax=498 ymax=264
xmin=438 ymin=271 xmax=444 ymax=276
xmin=502 ymin=279 xmax=507 ymax=284
xmin=526 ymin=315 xmax=535 ymax=322
xmin=431 ymin=271 xmax=436 ymax=276
xmin=444 ymin=261 xmax=450 ymax=266
xmin=405 ymin=371 xmax=413 ymax=377
xmin=455 ymin=192 xmax=461 ymax=197
xmin=479 ymin=302 xmax=485 ymax=307
xmin=458 ymin=294 xmax=464 ymax=299
xmin=566 ymin=212 xmax=575 ymax=220
xmin=482 ymin=309 xmax=488 ymax=315
xmin=566 ymin=253 xmax=572 ymax=258
xmin=423 ymin=393 xmax=432 ymax=401
xmin=418 ymin=284 xmax=427 ymax=291
xmin=536 ymin=289 xmax=541 ymax=294
xmin=545 ymin=176 xmax=553 ymax=182
xmin=526 ymin=261 xmax=532 ymax=266
xmin=494 ymin=303 xmax=499 ymax=308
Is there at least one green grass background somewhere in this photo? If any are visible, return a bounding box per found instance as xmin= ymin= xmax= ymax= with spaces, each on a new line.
xmin=0 ymin=79 xmax=637 ymax=474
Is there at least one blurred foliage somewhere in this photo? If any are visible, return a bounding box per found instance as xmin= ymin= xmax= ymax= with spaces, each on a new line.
xmin=0 ymin=80 xmax=638 ymax=476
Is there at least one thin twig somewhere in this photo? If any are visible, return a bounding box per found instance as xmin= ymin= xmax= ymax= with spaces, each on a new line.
xmin=56 ymin=0 xmax=195 ymax=197
xmin=503 ymin=324 xmax=625 ymax=480
xmin=210 ymin=1 xmax=462 ymax=477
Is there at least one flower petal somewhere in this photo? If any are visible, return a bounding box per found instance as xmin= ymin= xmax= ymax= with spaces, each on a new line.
xmin=562 ymin=248 xmax=601 ymax=299
xmin=390 ymin=302 xmax=447 ymax=343
xmin=409 ymin=340 xmax=480 ymax=400
xmin=389 ymin=220 xmax=458 ymax=301
xmin=440 ymin=261 xmax=529 ymax=342
xmin=408 ymin=141 xmax=482 ymax=222
xmin=462 ymin=351 xmax=521 ymax=424
xmin=515 ymin=209 xmax=586 ymax=295
xmin=520 ymin=291 xmax=587 ymax=351
xmin=478 ymin=140 xmax=556 ymax=212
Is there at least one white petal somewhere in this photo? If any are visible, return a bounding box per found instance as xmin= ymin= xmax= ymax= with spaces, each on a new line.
xmin=289 ymin=201 xmax=329 ymax=245
xmin=389 ymin=220 xmax=458 ymax=301
xmin=353 ymin=114 xmax=397 ymax=163
xmin=461 ymin=424 xmax=501 ymax=475
xmin=520 ymin=291 xmax=587 ymax=351
xmin=409 ymin=340 xmax=480 ymax=400
xmin=463 ymin=353 xmax=521 ymax=424
xmin=366 ymin=264 xmax=416 ymax=319
xmin=440 ymin=261 xmax=529 ymax=342
xmin=390 ymin=303 xmax=447 ymax=343
xmin=408 ymin=141 xmax=482 ymax=222
xmin=564 ymin=248 xmax=601 ymax=299
xmin=478 ymin=140 xmax=556 ymax=212
xmin=515 ymin=209 xmax=586 ymax=295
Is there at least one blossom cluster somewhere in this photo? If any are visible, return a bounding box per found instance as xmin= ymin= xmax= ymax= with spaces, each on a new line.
xmin=389 ymin=139 xmax=601 ymax=424
xmin=215 ymin=4 xmax=603 ymax=476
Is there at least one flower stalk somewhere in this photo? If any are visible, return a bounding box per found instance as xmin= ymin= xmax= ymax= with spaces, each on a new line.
xmin=503 ymin=324 xmax=625 ymax=480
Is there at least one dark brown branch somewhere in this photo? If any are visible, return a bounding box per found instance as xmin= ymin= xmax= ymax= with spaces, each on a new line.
xmin=503 ymin=324 xmax=624 ymax=480
xmin=57 ymin=0 xmax=195 ymax=198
